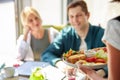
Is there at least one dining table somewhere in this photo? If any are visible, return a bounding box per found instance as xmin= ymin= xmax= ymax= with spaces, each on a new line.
xmin=2 ymin=61 xmax=91 ymax=80
xmin=4 ymin=76 xmax=28 ymax=80
xmin=2 ymin=61 xmax=65 ymax=80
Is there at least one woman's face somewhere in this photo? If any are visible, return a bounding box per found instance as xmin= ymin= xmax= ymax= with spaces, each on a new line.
xmin=25 ymin=13 xmax=42 ymax=32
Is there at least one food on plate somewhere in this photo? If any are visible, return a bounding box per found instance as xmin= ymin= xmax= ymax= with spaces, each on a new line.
xmin=67 ymin=54 xmax=86 ymax=64
xmin=84 ymin=50 xmax=96 ymax=57
xmin=95 ymin=49 xmax=107 ymax=60
xmin=63 ymin=47 xmax=107 ymax=67
xmin=92 ymin=47 xmax=107 ymax=53
xmin=95 ymin=58 xmax=106 ymax=63
xmin=86 ymin=56 xmax=97 ymax=62
xmin=77 ymin=60 xmax=87 ymax=64
xmin=63 ymin=49 xmax=83 ymax=58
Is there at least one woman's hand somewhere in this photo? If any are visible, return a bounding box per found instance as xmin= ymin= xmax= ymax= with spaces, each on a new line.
xmin=76 ymin=62 xmax=95 ymax=75
xmin=76 ymin=62 xmax=104 ymax=80
xmin=23 ymin=25 xmax=31 ymax=41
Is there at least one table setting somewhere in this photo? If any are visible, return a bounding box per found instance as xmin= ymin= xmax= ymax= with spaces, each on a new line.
xmin=0 ymin=47 xmax=107 ymax=80
xmin=0 ymin=61 xmax=66 ymax=80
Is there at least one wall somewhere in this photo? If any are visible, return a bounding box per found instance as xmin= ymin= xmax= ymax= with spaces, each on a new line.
xmin=0 ymin=0 xmax=16 ymax=62
xmin=85 ymin=0 xmax=120 ymax=28
xmin=31 ymin=0 xmax=63 ymax=25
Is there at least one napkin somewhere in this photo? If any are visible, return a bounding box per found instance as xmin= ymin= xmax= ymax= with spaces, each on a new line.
xmin=42 ymin=65 xmax=65 ymax=80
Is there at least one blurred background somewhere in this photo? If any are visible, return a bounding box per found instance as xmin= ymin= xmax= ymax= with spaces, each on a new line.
xmin=0 ymin=0 xmax=120 ymax=62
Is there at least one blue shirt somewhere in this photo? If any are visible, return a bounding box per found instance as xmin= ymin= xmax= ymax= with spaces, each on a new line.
xmin=41 ymin=24 xmax=105 ymax=66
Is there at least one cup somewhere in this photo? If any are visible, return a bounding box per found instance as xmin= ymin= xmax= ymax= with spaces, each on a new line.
xmin=29 ymin=67 xmax=46 ymax=80
xmin=65 ymin=68 xmax=76 ymax=80
xmin=4 ymin=67 xmax=15 ymax=78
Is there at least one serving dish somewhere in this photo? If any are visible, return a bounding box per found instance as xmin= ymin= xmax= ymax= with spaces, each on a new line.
xmin=62 ymin=47 xmax=107 ymax=69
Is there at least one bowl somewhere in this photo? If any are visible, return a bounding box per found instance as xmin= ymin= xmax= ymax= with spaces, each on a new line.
xmin=84 ymin=50 xmax=96 ymax=57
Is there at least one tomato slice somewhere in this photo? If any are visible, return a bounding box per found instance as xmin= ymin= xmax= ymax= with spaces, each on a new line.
xmin=86 ymin=57 xmax=97 ymax=62
xmin=95 ymin=58 xmax=106 ymax=63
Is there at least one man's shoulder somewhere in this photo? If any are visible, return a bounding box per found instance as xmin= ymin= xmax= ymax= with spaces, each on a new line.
xmin=61 ymin=26 xmax=75 ymax=33
xmin=90 ymin=24 xmax=104 ymax=32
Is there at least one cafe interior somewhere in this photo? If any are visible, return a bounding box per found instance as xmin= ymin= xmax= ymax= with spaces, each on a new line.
xmin=0 ymin=0 xmax=120 ymax=80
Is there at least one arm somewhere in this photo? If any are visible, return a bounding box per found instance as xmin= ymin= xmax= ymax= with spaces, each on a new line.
xmin=106 ymin=42 xmax=120 ymax=80
xmin=41 ymin=36 xmax=74 ymax=72
xmin=76 ymin=63 xmax=106 ymax=80
xmin=42 ymin=27 xmax=79 ymax=73
xmin=16 ymin=25 xmax=32 ymax=60
xmin=41 ymin=30 xmax=65 ymax=66
xmin=23 ymin=25 xmax=30 ymax=41
xmin=16 ymin=35 xmax=30 ymax=60
xmin=41 ymin=26 xmax=74 ymax=65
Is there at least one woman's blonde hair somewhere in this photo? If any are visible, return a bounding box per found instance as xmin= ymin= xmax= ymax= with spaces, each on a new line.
xmin=20 ymin=7 xmax=41 ymax=26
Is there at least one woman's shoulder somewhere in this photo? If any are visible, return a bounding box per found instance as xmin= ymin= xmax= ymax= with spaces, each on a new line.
xmin=112 ymin=16 xmax=120 ymax=21
xmin=108 ymin=17 xmax=120 ymax=29
xmin=108 ymin=16 xmax=120 ymax=24
xmin=104 ymin=16 xmax=120 ymax=50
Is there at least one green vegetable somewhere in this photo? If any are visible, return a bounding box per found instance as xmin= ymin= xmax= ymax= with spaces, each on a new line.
xmin=95 ymin=50 xmax=107 ymax=60
xmin=29 ymin=67 xmax=45 ymax=80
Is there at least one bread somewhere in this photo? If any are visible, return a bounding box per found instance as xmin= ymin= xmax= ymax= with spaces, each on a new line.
xmin=67 ymin=54 xmax=86 ymax=64
xmin=76 ymin=60 xmax=87 ymax=64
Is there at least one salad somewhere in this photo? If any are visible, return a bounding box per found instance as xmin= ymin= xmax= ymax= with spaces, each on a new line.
xmin=63 ymin=47 xmax=107 ymax=66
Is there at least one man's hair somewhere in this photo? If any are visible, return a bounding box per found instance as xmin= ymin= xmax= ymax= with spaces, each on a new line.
xmin=67 ymin=0 xmax=88 ymax=14
xmin=111 ymin=0 xmax=120 ymax=2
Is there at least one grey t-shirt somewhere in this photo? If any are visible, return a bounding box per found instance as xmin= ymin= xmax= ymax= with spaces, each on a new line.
xmin=102 ymin=17 xmax=120 ymax=50
xmin=31 ymin=29 xmax=50 ymax=61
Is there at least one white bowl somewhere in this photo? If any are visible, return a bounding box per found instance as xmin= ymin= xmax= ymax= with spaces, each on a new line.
xmin=84 ymin=50 xmax=96 ymax=57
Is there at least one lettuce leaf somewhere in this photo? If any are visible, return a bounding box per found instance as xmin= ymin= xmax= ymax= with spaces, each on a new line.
xmin=95 ymin=50 xmax=107 ymax=60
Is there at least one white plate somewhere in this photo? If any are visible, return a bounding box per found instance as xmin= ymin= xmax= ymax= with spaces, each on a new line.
xmin=63 ymin=58 xmax=107 ymax=69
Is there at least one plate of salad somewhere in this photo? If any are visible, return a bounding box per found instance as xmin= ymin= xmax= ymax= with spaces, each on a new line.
xmin=62 ymin=47 xmax=107 ymax=69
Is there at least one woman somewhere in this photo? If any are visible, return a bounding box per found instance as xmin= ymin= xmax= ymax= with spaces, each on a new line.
xmin=77 ymin=0 xmax=120 ymax=80
xmin=16 ymin=7 xmax=59 ymax=61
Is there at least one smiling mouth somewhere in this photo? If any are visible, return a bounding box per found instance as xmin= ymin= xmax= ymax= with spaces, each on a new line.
xmin=74 ymin=23 xmax=80 ymax=26
xmin=36 ymin=24 xmax=39 ymax=27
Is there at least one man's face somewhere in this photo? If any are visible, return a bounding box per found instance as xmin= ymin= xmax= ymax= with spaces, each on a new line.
xmin=68 ymin=6 xmax=89 ymax=31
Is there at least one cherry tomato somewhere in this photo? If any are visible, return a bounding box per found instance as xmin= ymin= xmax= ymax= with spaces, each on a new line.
xmin=103 ymin=47 xmax=107 ymax=52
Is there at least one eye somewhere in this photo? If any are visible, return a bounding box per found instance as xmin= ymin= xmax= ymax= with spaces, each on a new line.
xmin=35 ymin=17 xmax=39 ymax=20
xmin=28 ymin=19 xmax=33 ymax=23
xmin=69 ymin=15 xmax=73 ymax=19
xmin=77 ymin=14 xmax=82 ymax=17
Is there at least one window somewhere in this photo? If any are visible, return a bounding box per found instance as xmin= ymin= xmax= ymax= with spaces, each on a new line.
xmin=0 ymin=0 xmax=16 ymax=64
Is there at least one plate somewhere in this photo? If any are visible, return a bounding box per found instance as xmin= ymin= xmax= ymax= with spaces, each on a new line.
xmin=63 ymin=58 xmax=107 ymax=69
xmin=62 ymin=48 xmax=107 ymax=69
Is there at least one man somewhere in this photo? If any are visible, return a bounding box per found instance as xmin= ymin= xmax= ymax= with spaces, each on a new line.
xmin=41 ymin=0 xmax=105 ymax=72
